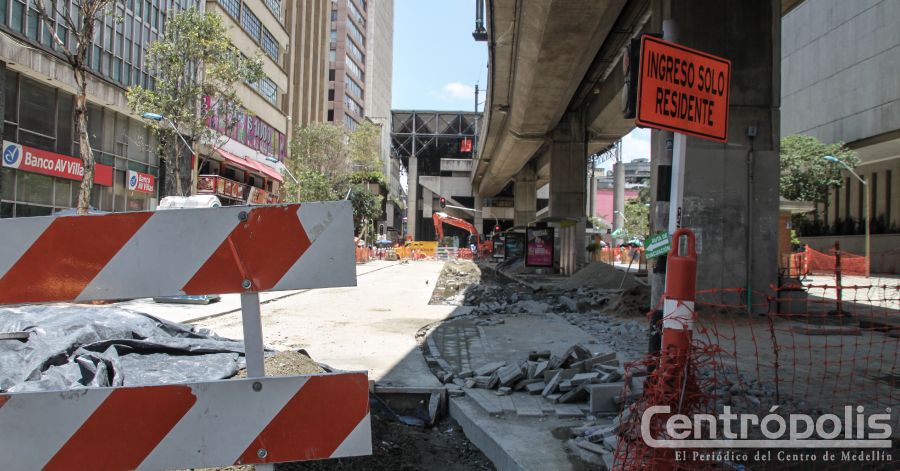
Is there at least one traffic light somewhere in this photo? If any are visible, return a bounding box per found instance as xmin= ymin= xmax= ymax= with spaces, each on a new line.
xmin=439 ymin=197 xmax=446 ymax=209
xmin=494 ymin=224 xmax=501 ymax=233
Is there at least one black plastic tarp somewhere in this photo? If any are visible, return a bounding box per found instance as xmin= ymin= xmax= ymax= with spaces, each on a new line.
xmin=0 ymin=305 xmax=246 ymax=392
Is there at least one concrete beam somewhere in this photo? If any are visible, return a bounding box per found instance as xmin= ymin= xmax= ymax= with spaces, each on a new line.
xmin=514 ymin=165 xmax=537 ymax=226
xmin=475 ymin=0 xmax=628 ymax=197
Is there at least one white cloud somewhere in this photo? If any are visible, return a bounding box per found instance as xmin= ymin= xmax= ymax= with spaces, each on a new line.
xmin=436 ymin=81 xmax=475 ymax=101
xmin=596 ymin=128 xmax=651 ymax=172
xmin=621 ymin=127 xmax=651 ymax=162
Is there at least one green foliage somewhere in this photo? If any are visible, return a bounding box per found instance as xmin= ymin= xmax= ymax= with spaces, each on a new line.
xmin=780 ymin=135 xmax=858 ymax=205
xmin=348 ymin=121 xmax=383 ymax=174
xmin=126 ymin=8 xmax=264 ymax=196
xmin=285 ymin=122 xmax=388 ymax=233
xmin=350 ymin=185 xmax=383 ymax=238
xmin=623 ymin=199 xmax=650 ymax=238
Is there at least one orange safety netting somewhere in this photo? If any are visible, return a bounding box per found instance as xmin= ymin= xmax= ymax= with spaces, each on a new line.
xmin=806 ymin=246 xmax=867 ymax=276
xmin=614 ymin=285 xmax=899 ymax=470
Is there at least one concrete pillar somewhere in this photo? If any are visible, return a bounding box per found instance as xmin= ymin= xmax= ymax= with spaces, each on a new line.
xmin=654 ymin=0 xmax=780 ymax=310
xmin=549 ymin=113 xmax=587 ymax=269
xmin=613 ymin=161 xmax=625 ymax=244
xmin=407 ymin=155 xmax=418 ymax=240
xmin=513 ymin=164 xmax=537 ymax=227
xmin=474 ymin=196 xmax=484 ymax=234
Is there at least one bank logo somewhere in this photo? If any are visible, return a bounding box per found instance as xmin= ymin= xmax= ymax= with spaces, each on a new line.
xmin=2 ymin=142 xmax=22 ymax=169
xmin=129 ymin=174 xmax=138 ymax=189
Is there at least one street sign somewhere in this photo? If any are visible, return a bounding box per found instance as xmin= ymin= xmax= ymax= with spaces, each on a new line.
xmin=644 ymin=231 xmax=671 ymax=259
xmin=635 ymin=36 xmax=731 ymax=142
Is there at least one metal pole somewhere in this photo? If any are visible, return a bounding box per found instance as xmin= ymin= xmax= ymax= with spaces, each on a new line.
xmin=667 ymin=132 xmax=687 ymax=233
xmin=239 ymin=291 xmax=272 ymax=470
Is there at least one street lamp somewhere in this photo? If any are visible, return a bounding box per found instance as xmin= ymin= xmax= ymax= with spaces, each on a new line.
xmin=141 ymin=112 xmax=196 ymax=156
xmin=824 ymin=155 xmax=870 ymax=277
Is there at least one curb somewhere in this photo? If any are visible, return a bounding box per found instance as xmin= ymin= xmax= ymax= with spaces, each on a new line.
xmin=449 ymin=397 xmax=526 ymax=471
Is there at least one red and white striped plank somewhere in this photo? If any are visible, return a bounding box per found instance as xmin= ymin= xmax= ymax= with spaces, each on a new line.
xmin=0 ymin=372 xmax=371 ymax=470
xmin=0 ymin=202 xmax=355 ymax=304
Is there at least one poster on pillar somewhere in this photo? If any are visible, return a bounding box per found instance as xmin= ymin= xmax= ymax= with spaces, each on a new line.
xmin=526 ymin=227 xmax=554 ymax=267
xmin=635 ymin=36 xmax=731 ymax=142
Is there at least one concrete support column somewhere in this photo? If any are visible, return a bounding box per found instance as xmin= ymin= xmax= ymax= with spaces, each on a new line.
xmin=407 ymin=155 xmax=418 ymax=240
xmin=549 ymin=113 xmax=587 ymax=270
xmin=514 ymin=164 xmax=537 ymax=227
xmin=651 ymin=0 xmax=780 ymax=310
xmin=474 ymin=196 xmax=484 ymax=233
xmin=613 ymin=161 xmax=625 ymax=244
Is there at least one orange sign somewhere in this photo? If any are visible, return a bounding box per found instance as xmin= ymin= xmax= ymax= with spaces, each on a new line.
xmin=636 ymin=36 xmax=731 ymax=142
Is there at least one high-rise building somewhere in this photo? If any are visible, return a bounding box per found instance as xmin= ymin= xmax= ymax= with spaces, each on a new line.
xmin=327 ymin=0 xmax=369 ymax=131
xmin=285 ymin=0 xmax=331 ymax=128
xmin=328 ymin=0 xmax=396 ymax=234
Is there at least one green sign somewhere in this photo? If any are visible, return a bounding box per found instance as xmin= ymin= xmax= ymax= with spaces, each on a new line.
xmin=644 ymin=231 xmax=671 ymax=259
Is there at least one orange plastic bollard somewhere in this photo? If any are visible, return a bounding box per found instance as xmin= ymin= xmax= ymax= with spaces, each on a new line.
xmin=660 ymin=228 xmax=697 ymax=382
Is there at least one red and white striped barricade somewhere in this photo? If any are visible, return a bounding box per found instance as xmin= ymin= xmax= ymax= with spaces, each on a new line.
xmin=0 ymin=202 xmax=371 ymax=470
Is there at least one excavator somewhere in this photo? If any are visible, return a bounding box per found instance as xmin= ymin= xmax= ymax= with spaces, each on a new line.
xmin=432 ymin=211 xmax=493 ymax=259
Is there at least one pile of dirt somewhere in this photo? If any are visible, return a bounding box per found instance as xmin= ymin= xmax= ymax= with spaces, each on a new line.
xmin=559 ymin=262 xmax=640 ymax=291
xmin=278 ymin=411 xmax=494 ymax=471
xmin=429 ymin=260 xmax=482 ymax=305
xmin=235 ymin=349 xmax=324 ymax=377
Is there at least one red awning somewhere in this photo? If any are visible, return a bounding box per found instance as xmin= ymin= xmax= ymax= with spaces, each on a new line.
xmin=215 ymin=149 xmax=284 ymax=183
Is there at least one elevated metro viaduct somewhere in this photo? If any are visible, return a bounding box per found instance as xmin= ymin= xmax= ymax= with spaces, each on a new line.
xmin=475 ymin=0 xmax=785 ymax=305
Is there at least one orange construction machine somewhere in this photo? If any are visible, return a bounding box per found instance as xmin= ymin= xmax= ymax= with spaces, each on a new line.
xmin=432 ymin=211 xmax=493 ymax=258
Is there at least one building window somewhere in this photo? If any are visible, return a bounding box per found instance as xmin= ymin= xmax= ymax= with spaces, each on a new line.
xmin=845 ymin=177 xmax=851 ymax=220
xmin=328 ymin=69 xmax=335 ymax=81
xmin=241 ymin=6 xmax=261 ymax=41
xmin=886 ymin=170 xmax=893 ymax=228
xmin=348 ymin=0 xmax=364 ymax=26
xmin=344 ymin=54 xmax=363 ymax=82
xmin=344 ymin=113 xmax=358 ymax=130
xmin=871 ymin=172 xmax=877 ymax=219
xmin=328 ymin=89 xmax=334 ymax=101
xmin=331 ymin=9 xmax=337 ymax=21
xmin=329 ymin=50 xmax=336 ymax=62
xmin=218 ymin=0 xmax=240 ymax=19
xmin=344 ymin=94 xmax=363 ymax=116
xmin=346 ymin=18 xmax=365 ymax=47
xmin=250 ymin=76 xmax=278 ymax=105
xmin=330 ymin=29 xmax=336 ymax=43
xmin=327 ymin=109 xmax=334 ymax=121
xmin=346 ymin=37 xmax=364 ymax=63
xmin=264 ymin=0 xmax=282 ymax=20
xmin=262 ymin=28 xmax=279 ymax=61
xmin=344 ymin=75 xmax=363 ymax=99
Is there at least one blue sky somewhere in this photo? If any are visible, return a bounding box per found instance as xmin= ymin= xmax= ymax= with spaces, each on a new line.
xmin=391 ymin=0 xmax=488 ymax=111
xmin=390 ymin=0 xmax=650 ymax=162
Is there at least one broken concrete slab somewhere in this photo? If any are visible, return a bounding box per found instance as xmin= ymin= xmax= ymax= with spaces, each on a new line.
xmin=514 ymin=378 xmax=543 ymax=391
xmin=528 ymin=350 xmax=551 ymax=361
xmin=542 ymin=370 xmax=564 ymax=397
xmin=554 ymin=403 xmax=584 ymax=418
xmin=467 ymin=388 xmax=504 ymax=415
xmin=543 ymin=368 xmax=580 ymax=383
xmin=496 ymin=386 xmax=512 ymax=396
xmin=570 ymin=372 xmax=600 ymax=386
xmin=474 ymin=361 xmax=507 ymax=376
xmin=576 ymin=439 xmax=607 ymax=455
xmin=497 ymin=362 xmax=525 ymax=386
xmin=557 ymin=385 xmax=588 ymax=403
xmin=526 ymin=381 xmax=547 ymax=395
xmin=587 ymin=383 xmax=625 ymax=413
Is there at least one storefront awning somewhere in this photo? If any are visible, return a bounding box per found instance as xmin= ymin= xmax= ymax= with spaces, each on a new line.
xmin=215 ymin=149 xmax=284 ymax=183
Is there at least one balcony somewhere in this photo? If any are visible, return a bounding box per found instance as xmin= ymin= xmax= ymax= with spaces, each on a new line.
xmin=197 ymin=175 xmax=279 ymax=204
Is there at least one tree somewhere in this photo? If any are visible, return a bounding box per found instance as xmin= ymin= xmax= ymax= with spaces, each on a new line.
xmin=127 ymin=8 xmax=264 ymax=196
xmin=348 ymin=121 xmax=382 ymax=174
xmin=623 ymin=187 xmax=650 ymax=238
xmin=349 ymin=185 xmax=383 ymax=243
xmin=35 ymin=0 xmax=120 ymax=214
xmin=780 ymin=135 xmax=858 ymax=214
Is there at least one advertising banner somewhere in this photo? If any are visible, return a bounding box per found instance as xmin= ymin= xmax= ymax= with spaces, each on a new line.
xmin=526 ymin=227 xmax=554 ymax=267
xmin=2 ymin=141 xmax=113 ymax=186
xmin=127 ymin=170 xmax=156 ymax=194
